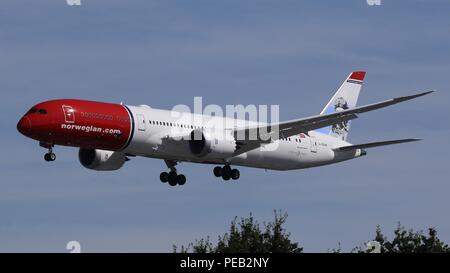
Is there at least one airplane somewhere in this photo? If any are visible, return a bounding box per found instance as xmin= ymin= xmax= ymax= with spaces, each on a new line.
xmin=17 ymin=71 xmax=433 ymax=186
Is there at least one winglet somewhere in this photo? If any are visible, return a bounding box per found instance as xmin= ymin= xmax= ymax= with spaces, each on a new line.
xmin=393 ymin=90 xmax=435 ymax=103
xmin=411 ymin=90 xmax=435 ymax=98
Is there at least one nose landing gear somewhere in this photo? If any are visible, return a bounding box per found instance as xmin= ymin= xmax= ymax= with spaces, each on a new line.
xmin=40 ymin=142 xmax=56 ymax=162
xmin=160 ymin=160 xmax=186 ymax=186
xmin=213 ymin=165 xmax=240 ymax=181
xmin=44 ymin=152 xmax=56 ymax=162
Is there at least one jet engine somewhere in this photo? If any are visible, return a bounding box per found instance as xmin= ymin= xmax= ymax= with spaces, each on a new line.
xmin=189 ymin=129 xmax=236 ymax=159
xmin=78 ymin=148 xmax=127 ymax=171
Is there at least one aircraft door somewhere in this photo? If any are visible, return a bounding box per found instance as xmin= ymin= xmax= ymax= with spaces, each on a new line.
xmin=310 ymin=136 xmax=318 ymax=153
xmin=137 ymin=114 xmax=146 ymax=132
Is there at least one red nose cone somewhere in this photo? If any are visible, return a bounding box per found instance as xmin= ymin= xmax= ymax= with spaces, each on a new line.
xmin=17 ymin=116 xmax=31 ymax=135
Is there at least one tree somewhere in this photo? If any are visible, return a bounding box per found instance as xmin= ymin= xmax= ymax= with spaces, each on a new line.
xmin=357 ymin=223 xmax=450 ymax=253
xmin=174 ymin=210 xmax=303 ymax=253
xmin=173 ymin=212 xmax=450 ymax=253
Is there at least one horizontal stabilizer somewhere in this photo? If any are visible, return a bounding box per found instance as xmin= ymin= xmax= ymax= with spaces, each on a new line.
xmin=337 ymin=138 xmax=422 ymax=151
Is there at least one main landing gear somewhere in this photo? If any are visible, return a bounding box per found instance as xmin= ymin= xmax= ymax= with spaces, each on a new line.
xmin=40 ymin=142 xmax=56 ymax=162
xmin=213 ymin=165 xmax=240 ymax=181
xmin=160 ymin=160 xmax=186 ymax=186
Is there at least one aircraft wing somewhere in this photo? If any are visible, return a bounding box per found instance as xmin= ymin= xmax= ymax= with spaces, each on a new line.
xmin=232 ymin=91 xmax=433 ymax=155
xmin=336 ymin=138 xmax=422 ymax=151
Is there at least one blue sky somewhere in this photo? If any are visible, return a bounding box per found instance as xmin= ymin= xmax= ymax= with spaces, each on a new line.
xmin=0 ymin=0 xmax=449 ymax=252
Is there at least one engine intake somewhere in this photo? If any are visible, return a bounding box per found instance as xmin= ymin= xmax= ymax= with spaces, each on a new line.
xmin=78 ymin=148 xmax=126 ymax=171
xmin=189 ymin=129 xmax=236 ymax=159
xmin=189 ymin=130 xmax=210 ymax=157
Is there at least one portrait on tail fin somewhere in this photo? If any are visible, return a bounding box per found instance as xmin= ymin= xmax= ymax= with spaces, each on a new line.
xmin=331 ymin=97 xmax=350 ymax=140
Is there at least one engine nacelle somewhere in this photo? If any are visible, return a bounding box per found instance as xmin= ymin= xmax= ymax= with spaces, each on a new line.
xmin=189 ymin=130 xmax=236 ymax=159
xmin=78 ymin=148 xmax=126 ymax=171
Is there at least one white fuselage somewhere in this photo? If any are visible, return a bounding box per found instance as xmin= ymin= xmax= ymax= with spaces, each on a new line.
xmin=122 ymin=105 xmax=363 ymax=170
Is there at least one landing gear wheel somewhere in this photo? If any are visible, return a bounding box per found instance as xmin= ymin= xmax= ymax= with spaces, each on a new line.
xmin=223 ymin=165 xmax=231 ymax=173
xmin=221 ymin=165 xmax=232 ymax=181
xmin=231 ymin=169 xmax=240 ymax=180
xmin=44 ymin=153 xmax=56 ymax=162
xmin=162 ymin=160 xmax=187 ymax=187
xmin=177 ymin=174 xmax=186 ymax=186
xmin=160 ymin=172 xmax=169 ymax=183
xmin=168 ymin=171 xmax=178 ymax=186
xmin=213 ymin=166 xmax=222 ymax=177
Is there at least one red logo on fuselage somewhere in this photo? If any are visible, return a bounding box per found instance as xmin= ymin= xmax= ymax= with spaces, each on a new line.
xmin=62 ymin=105 xmax=75 ymax=123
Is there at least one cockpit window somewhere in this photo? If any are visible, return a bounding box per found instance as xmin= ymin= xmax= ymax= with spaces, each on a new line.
xmin=27 ymin=108 xmax=47 ymax=114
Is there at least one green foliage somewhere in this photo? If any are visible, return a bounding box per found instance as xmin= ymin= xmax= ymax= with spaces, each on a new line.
xmin=358 ymin=223 xmax=450 ymax=253
xmin=174 ymin=212 xmax=450 ymax=253
xmin=174 ymin=210 xmax=303 ymax=253
xmin=328 ymin=242 xmax=342 ymax=253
